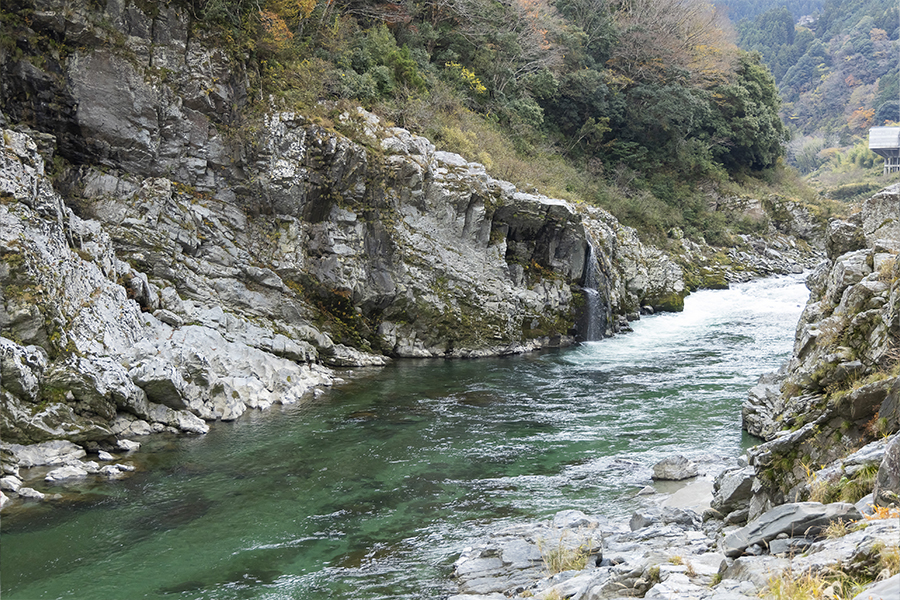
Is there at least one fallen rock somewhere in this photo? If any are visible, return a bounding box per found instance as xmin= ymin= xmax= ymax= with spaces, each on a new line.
xmin=712 ymin=466 xmax=755 ymax=514
xmin=45 ymin=464 xmax=89 ymax=482
xmin=554 ymin=509 xmax=600 ymax=529
xmin=722 ymin=556 xmax=791 ymax=589
xmin=99 ymin=464 xmax=127 ymax=479
xmin=852 ymin=573 xmax=900 ymax=600
xmin=724 ymin=502 xmax=862 ymax=557
xmin=872 ymin=433 xmax=899 ymax=507
xmin=17 ymin=487 xmax=46 ymax=500
xmin=767 ymin=537 xmax=813 ymax=556
xmin=0 ymin=475 xmax=22 ymax=492
xmin=825 ymin=220 xmax=865 ymax=261
xmin=791 ymin=518 xmax=899 ymax=576
xmin=652 ymin=456 xmax=699 ymax=480
xmin=117 ymin=439 xmax=141 ymax=452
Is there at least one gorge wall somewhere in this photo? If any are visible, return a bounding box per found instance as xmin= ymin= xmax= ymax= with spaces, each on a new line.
xmin=723 ymin=187 xmax=900 ymax=522
xmin=2 ymin=1 xmax=823 ymax=480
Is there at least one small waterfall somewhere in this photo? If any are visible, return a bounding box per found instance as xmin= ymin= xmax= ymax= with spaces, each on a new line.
xmin=581 ymin=244 xmax=603 ymax=341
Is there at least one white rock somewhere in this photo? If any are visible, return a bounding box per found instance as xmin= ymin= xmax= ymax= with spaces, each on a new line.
xmin=99 ymin=465 xmax=125 ymax=479
xmin=0 ymin=475 xmax=23 ymax=492
xmin=17 ymin=487 xmax=46 ymax=500
xmin=652 ymin=455 xmax=699 ymax=480
xmin=98 ymin=451 xmax=115 ymax=461
xmin=45 ymin=465 xmax=89 ymax=482
xmin=852 ymin=573 xmax=900 ymax=600
xmin=3 ymin=440 xmax=86 ymax=467
xmin=117 ymin=439 xmax=141 ymax=452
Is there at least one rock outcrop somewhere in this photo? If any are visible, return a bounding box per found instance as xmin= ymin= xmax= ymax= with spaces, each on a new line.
xmin=0 ymin=0 xmax=691 ymax=495
xmin=735 ymin=185 xmax=899 ymax=517
xmin=451 ymin=502 xmax=898 ymax=600
xmin=0 ymin=0 xmax=822 ymax=508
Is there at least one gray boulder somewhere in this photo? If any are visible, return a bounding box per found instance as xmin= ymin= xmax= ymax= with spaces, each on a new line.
xmin=652 ymin=456 xmax=699 ymax=480
xmin=825 ymin=220 xmax=865 ymax=261
xmin=45 ymin=464 xmax=89 ymax=482
xmin=0 ymin=338 xmax=46 ymax=402
xmin=17 ymin=487 xmax=46 ymax=501
xmin=824 ymin=249 xmax=872 ymax=305
xmin=722 ymin=556 xmax=791 ymax=589
xmin=873 ymin=434 xmax=900 ymax=507
xmin=713 ymin=467 xmax=755 ymax=515
xmin=791 ymin=518 xmax=897 ymax=575
xmin=724 ymin=502 xmax=862 ymax=557
xmin=852 ymin=574 xmax=900 ymax=600
xmin=860 ymin=186 xmax=900 ymax=245
xmin=3 ymin=439 xmax=86 ymax=467
xmin=742 ymin=376 xmax=784 ymax=440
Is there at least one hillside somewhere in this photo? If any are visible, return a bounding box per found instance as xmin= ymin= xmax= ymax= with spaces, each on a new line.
xmin=727 ymin=0 xmax=900 ymax=198
xmin=1 ymin=0 xmax=829 ymax=245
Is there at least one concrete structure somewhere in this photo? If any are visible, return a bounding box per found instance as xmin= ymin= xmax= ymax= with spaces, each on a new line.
xmin=868 ymin=127 xmax=900 ymax=174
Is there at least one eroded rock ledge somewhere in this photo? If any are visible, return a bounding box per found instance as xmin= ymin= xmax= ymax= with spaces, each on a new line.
xmin=450 ymin=498 xmax=897 ymax=600
xmin=1 ymin=0 xmax=823 ymax=507
xmin=738 ymin=186 xmax=899 ymax=517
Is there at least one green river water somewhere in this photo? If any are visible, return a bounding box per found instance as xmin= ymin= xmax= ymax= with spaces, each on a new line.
xmin=0 ymin=274 xmax=810 ymax=599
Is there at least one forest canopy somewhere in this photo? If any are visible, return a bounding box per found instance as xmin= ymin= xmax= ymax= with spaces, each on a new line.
xmin=191 ymin=0 xmax=787 ymax=178
xmin=729 ymin=0 xmax=899 ymax=176
xmin=163 ymin=0 xmax=800 ymax=242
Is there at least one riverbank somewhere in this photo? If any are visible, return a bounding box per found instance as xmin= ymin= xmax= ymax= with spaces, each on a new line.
xmin=1 ymin=275 xmax=818 ymax=598
xmin=450 ymin=446 xmax=899 ymax=600
xmin=450 ymin=185 xmax=900 ymax=600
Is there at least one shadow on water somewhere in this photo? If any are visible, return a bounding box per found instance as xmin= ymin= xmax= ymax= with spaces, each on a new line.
xmin=130 ymin=494 xmax=216 ymax=532
xmin=157 ymin=548 xmax=294 ymax=594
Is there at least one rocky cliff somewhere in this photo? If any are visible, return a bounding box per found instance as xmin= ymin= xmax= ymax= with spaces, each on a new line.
xmin=0 ymin=0 xmax=688 ymax=460
xmin=734 ymin=186 xmax=900 ymax=519
xmin=1 ymin=0 xmax=824 ymax=496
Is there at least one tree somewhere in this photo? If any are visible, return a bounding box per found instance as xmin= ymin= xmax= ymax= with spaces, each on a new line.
xmin=450 ymin=0 xmax=564 ymax=97
xmin=607 ymin=0 xmax=736 ymax=87
xmin=708 ymin=52 xmax=788 ymax=170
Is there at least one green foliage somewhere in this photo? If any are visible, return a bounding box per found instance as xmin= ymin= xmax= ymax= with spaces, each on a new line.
xmin=5 ymin=0 xmax=819 ymax=248
xmin=708 ymin=52 xmax=789 ymax=170
xmin=734 ymin=0 xmax=899 ymax=185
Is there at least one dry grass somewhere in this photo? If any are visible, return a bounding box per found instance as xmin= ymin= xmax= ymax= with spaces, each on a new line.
xmin=824 ymin=519 xmax=852 ymax=539
xmin=763 ymin=569 xmax=866 ymax=600
xmin=538 ymin=533 xmax=594 ymax=575
xmin=875 ymin=254 xmax=897 ymax=282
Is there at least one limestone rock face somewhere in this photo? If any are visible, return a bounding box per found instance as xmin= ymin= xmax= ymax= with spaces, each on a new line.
xmin=3 ymin=0 xmax=245 ymax=191
xmin=873 ymin=434 xmax=900 ymax=507
xmin=2 ymin=79 xmax=687 ymax=462
xmin=0 ymin=127 xmax=325 ymax=448
xmin=740 ymin=183 xmax=899 ymax=516
xmin=826 ymin=219 xmax=866 ymax=261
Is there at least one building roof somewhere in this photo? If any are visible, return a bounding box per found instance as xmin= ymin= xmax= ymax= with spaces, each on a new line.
xmin=869 ymin=127 xmax=900 ymax=150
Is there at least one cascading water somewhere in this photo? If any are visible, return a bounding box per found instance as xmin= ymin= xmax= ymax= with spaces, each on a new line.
xmin=581 ymin=243 xmax=604 ymax=341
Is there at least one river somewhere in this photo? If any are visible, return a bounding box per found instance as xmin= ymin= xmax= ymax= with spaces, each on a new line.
xmin=0 ymin=274 xmax=810 ymax=599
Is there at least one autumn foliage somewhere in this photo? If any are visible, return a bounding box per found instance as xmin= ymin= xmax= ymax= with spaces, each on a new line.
xmin=196 ymin=0 xmax=792 ymax=238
